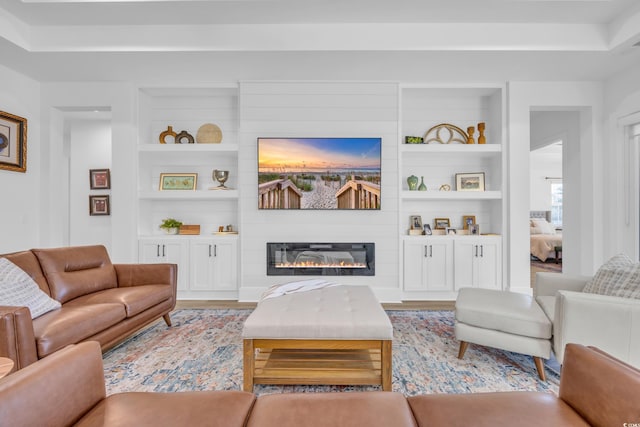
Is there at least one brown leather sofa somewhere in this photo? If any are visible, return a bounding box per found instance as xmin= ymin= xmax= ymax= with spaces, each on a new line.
xmin=0 ymin=341 xmax=638 ymax=427
xmin=0 ymin=245 xmax=176 ymax=371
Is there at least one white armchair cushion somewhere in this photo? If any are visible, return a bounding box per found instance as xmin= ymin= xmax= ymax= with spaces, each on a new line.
xmin=583 ymin=253 xmax=640 ymax=299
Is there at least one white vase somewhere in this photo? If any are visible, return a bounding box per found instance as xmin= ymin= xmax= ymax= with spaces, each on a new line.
xmin=164 ymin=227 xmax=179 ymax=235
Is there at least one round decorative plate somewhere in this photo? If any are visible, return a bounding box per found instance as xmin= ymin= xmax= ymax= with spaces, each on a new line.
xmin=196 ymin=123 xmax=223 ymax=144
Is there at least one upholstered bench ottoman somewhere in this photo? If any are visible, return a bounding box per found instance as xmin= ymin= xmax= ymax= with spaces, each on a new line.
xmin=242 ymin=284 xmax=393 ymax=392
xmin=455 ymin=287 xmax=552 ymax=380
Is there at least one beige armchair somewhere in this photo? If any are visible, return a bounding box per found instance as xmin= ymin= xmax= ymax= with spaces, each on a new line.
xmin=534 ymin=272 xmax=640 ymax=366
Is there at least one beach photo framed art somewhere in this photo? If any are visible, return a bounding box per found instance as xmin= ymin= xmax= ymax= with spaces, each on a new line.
xmin=455 ymin=172 xmax=485 ymax=192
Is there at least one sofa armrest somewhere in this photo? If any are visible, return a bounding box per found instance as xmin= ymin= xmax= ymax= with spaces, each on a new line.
xmin=114 ymin=263 xmax=177 ymax=290
xmin=533 ymin=272 xmax=590 ymax=298
xmin=0 ymin=341 xmax=106 ymax=427
xmin=0 ymin=306 xmax=38 ymax=370
xmin=553 ymin=290 xmax=640 ymax=364
xmin=559 ymin=344 xmax=640 ymax=427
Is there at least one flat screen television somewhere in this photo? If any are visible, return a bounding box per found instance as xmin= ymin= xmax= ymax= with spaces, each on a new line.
xmin=258 ymin=137 xmax=381 ymax=210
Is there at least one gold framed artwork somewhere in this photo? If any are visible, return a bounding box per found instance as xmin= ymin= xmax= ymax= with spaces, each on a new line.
xmin=462 ymin=215 xmax=476 ymax=230
xmin=89 ymin=195 xmax=110 ymax=216
xmin=159 ymin=173 xmax=198 ymax=191
xmin=0 ymin=111 xmax=27 ymax=173
xmin=434 ymin=218 xmax=450 ymax=229
xmin=90 ymin=169 xmax=111 ymax=190
xmin=456 ymin=172 xmax=485 ymax=191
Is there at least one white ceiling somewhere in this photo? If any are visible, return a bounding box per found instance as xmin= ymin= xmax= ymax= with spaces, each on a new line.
xmin=1 ymin=0 xmax=640 ymax=82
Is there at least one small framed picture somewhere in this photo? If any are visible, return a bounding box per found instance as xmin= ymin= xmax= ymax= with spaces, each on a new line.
xmin=445 ymin=227 xmax=457 ymax=235
xmin=159 ymin=173 xmax=198 ymax=191
xmin=0 ymin=110 xmax=27 ymax=173
xmin=434 ymin=218 xmax=450 ymax=229
xmin=469 ymin=224 xmax=480 ymax=235
xmin=423 ymin=224 xmax=432 ymax=235
xmin=410 ymin=215 xmax=423 ymax=230
xmin=90 ymin=169 xmax=111 ymax=190
xmin=462 ymin=215 xmax=476 ymax=230
xmin=456 ymin=172 xmax=485 ymax=192
xmin=89 ymin=195 xmax=110 ymax=216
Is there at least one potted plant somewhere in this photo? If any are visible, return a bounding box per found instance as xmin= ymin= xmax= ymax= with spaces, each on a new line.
xmin=160 ymin=218 xmax=182 ymax=235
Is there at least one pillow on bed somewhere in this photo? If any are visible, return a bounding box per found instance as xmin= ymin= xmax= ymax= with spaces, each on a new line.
xmin=530 ymin=218 xmax=555 ymax=235
xmin=582 ymin=253 xmax=640 ymax=299
xmin=530 ymin=226 xmax=543 ymax=235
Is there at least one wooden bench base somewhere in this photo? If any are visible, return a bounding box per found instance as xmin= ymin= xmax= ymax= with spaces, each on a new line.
xmin=243 ymin=338 xmax=392 ymax=392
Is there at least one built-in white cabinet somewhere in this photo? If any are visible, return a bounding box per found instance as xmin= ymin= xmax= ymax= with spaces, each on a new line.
xmin=138 ymin=236 xmax=239 ymax=299
xmin=190 ymin=238 xmax=238 ymax=295
xmin=136 ymin=85 xmax=241 ymax=300
xmin=399 ymin=85 xmax=506 ymax=300
xmin=453 ymin=236 xmax=502 ymax=290
xmin=138 ymin=238 xmax=190 ymax=291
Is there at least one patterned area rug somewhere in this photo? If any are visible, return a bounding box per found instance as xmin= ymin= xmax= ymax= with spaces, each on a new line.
xmin=103 ymin=309 xmax=560 ymax=396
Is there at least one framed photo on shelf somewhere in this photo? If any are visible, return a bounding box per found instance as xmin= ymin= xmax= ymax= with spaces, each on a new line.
xmin=410 ymin=215 xmax=423 ymax=230
xmin=434 ymin=218 xmax=450 ymax=229
xmin=89 ymin=195 xmax=110 ymax=216
xmin=469 ymin=224 xmax=480 ymax=235
xmin=89 ymin=169 xmax=111 ymax=190
xmin=0 ymin=110 xmax=27 ymax=173
xmin=456 ymin=172 xmax=485 ymax=191
xmin=445 ymin=227 xmax=457 ymax=235
xmin=159 ymin=173 xmax=198 ymax=191
xmin=462 ymin=215 xmax=476 ymax=230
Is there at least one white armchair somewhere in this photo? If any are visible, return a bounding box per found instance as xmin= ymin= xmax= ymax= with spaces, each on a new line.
xmin=534 ymin=272 xmax=640 ymax=366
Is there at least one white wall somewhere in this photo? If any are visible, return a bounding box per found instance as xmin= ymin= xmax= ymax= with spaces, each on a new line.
xmin=69 ymin=119 xmax=112 ymax=250
xmin=238 ymin=81 xmax=400 ymax=301
xmin=0 ymin=65 xmax=40 ymax=254
xmin=508 ymin=82 xmax=603 ymax=293
xmin=603 ymin=61 xmax=640 ymax=261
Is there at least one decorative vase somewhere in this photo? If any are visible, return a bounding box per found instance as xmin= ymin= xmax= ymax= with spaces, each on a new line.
xmin=164 ymin=227 xmax=179 ymax=235
xmin=159 ymin=126 xmax=177 ymax=144
xmin=407 ymin=175 xmax=419 ymax=191
xmin=418 ymin=176 xmax=427 ymax=191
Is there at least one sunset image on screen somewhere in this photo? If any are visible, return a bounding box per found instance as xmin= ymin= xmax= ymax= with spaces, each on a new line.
xmin=258 ymin=138 xmax=381 ymax=210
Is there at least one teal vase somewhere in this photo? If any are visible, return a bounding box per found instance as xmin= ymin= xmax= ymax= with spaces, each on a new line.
xmin=418 ymin=176 xmax=427 ymax=191
xmin=407 ymin=175 xmax=418 ymax=191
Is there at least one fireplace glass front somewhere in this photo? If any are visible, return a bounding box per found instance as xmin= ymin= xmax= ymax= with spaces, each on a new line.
xmin=266 ymin=242 xmax=375 ymax=276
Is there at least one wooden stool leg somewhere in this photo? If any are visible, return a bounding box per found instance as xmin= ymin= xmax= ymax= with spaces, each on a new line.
xmin=243 ymin=339 xmax=255 ymax=392
xmin=457 ymin=341 xmax=469 ymax=359
xmin=381 ymin=340 xmax=392 ymax=391
xmin=533 ymin=357 xmax=546 ymax=381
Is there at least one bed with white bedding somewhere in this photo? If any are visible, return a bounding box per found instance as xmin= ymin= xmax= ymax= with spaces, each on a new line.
xmin=530 ymin=211 xmax=562 ymax=262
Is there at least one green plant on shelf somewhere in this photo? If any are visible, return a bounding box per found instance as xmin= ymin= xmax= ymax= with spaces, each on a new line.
xmin=159 ymin=218 xmax=183 ymax=230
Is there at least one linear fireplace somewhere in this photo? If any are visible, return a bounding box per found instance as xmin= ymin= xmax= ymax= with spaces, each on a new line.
xmin=267 ymin=242 xmax=375 ymax=276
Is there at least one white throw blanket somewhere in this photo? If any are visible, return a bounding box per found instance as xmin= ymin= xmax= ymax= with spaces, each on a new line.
xmin=260 ymin=279 xmax=340 ymax=302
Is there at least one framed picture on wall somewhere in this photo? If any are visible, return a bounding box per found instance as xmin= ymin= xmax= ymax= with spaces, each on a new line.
xmin=434 ymin=218 xmax=450 ymax=229
xmin=90 ymin=169 xmax=111 ymax=189
xmin=89 ymin=195 xmax=110 ymax=216
xmin=0 ymin=110 xmax=27 ymax=173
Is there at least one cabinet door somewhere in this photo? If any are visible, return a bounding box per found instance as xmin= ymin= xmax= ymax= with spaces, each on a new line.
xmin=476 ymin=240 xmax=502 ymax=290
xmin=138 ymin=239 xmax=189 ymax=291
xmin=190 ymin=239 xmax=238 ymax=292
xmin=403 ymin=240 xmax=428 ymax=291
xmin=453 ymin=239 xmax=476 ymax=290
xmin=425 ymin=239 xmax=454 ymax=291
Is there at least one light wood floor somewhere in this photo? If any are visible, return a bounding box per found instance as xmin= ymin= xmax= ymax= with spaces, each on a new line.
xmin=176 ymin=300 xmax=455 ymax=310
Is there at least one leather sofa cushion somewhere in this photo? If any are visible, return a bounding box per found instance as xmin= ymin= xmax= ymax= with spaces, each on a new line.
xmin=64 ymin=285 xmax=173 ymax=318
xmin=76 ymin=391 xmax=256 ymax=427
xmin=407 ymin=392 xmax=589 ymax=427
xmin=2 ymin=251 xmax=50 ymax=295
xmin=33 ymin=303 xmax=126 ymax=358
xmin=247 ymin=392 xmax=417 ymax=427
xmin=33 ymin=245 xmax=118 ymax=304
